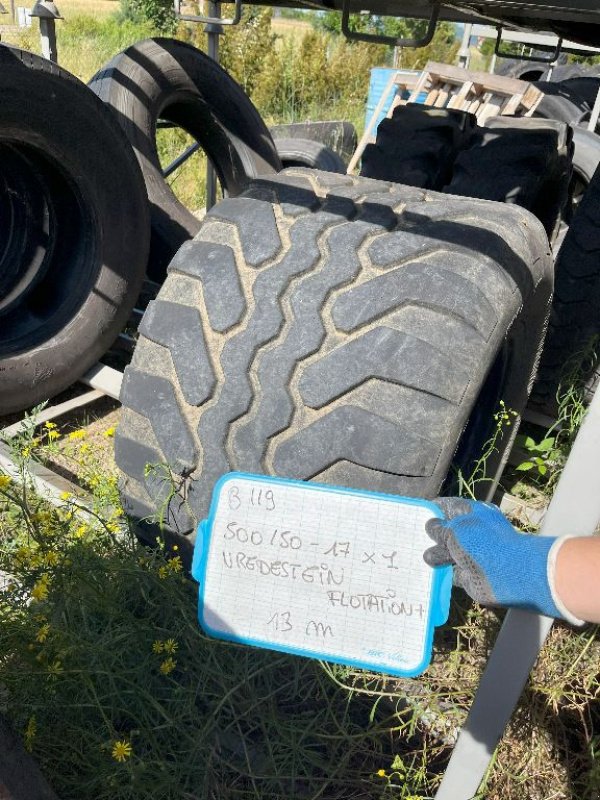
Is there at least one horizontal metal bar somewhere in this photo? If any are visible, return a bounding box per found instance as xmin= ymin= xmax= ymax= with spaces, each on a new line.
xmin=162 ymin=141 xmax=201 ymax=178
xmin=0 ymin=439 xmax=82 ymax=505
xmin=471 ymin=23 xmax=600 ymax=54
xmin=80 ymin=363 xmax=123 ymax=400
xmin=1 ymin=390 xmax=105 ymax=440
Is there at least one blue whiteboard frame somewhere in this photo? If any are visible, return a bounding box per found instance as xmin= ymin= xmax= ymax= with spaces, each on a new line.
xmin=191 ymin=472 xmax=453 ymax=678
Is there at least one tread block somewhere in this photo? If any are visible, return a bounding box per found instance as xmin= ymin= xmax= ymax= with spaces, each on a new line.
xmin=298 ymin=327 xmax=469 ymax=408
xmin=272 ymin=405 xmax=439 ymax=479
xmin=232 ymin=220 xmax=381 ymax=469
xmin=114 ymin=435 xmax=162 ymax=483
xmin=168 ymin=240 xmax=246 ymax=331
xmin=139 ymin=300 xmax=215 ymax=405
xmin=209 ymin=197 xmax=281 ymax=267
xmin=193 ymin=210 xmax=342 ymax=514
xmin=331 ymin=261 xmax=497 ymax=340
xmin=120 ymin=367 xmax=198 ymax=473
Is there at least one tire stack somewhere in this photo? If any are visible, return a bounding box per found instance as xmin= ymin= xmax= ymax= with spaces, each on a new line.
xmin=359 ymin=101 xmax=600 ymax=413
xmin=0 ymin=38 xmax=282 ymax=415
xmin=0 ymin=46 xmax=150 ymax=415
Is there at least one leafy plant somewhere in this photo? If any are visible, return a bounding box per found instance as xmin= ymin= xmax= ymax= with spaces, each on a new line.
xmin=514 ymin=434 xmax=558 ymax=479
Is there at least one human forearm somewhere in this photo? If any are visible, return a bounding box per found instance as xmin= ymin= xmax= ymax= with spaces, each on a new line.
xmin=554 ymin=536 xmax=600 ymax=624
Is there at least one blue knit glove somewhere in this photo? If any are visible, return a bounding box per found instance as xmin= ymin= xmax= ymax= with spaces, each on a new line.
xmin=424 ymin=498 xmax=578 ymax=622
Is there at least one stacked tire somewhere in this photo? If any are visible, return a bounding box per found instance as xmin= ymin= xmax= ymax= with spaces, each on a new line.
xmin=0 ymin=39 xmax=282 ymax=415
xmin=88 ymin=38 xmax=282 ymax=281
xmin=0 ymin=46 xmax=150 ymax=415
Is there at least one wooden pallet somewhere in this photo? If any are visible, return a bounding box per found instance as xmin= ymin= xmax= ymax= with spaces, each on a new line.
xmin=348 ymin=62 xmax=544 ymax=173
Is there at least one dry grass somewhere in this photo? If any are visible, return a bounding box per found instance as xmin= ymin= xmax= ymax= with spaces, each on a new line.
xmin=55 ymin=0 xmax=119 ymax=18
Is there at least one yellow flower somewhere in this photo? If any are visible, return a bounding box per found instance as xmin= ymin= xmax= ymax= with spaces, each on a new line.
xmin=44 ymin=421 xmax=57 ymax=430
xmin=79 ymin=443 xmax=91 ymax=454
xmin=44 ymin=551 xmax=59 ymax=566
xmin=169 ymin=556 xmax=183 ymax=574
xmin=21 ymin=446 xmax=31 ymax=458
xmin=47 ymin=430 xmax=61 ymax=441
xmin=0 ymin=475 xmax=12 ymax=490
xmin=159 ymin=657 xmax=177 ymax=676
xmin=163 ymin=638 xmax=178 ymax=654
xmin=105 ymin=522 xmax=120 ymax=534
xmin=31 ymin=575 xmax=50 ymax=602
xmin=68 ymin=430 xmax=86 ymax=441
xmin=74 ymin=525 xmax=88 ymax=539
xmin=377 ymin=769 xmax=387 ymax=778
xmin=24 ymin=716 xmax=36 ymax=752
xmin=103 ymin=426 xmax=116 ymax=438
xmin=111 ymin=740 xmax=132 ymax=762
xmin=60 ymin=491 xmax=71 ymax=501
xmin=36 ymin=623 xmax=50 ymax=643
xmin=152 ymin=640 xmax=164 ymax=654
xmin=47 ymin=659 xmax=63 ymax=677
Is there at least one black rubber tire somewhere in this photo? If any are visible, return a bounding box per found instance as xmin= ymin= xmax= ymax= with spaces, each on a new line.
xmin=115 ymin=169 xmax=552 ymax=558
xmin=496 ymin=60 xmax=548 ymax=82
xmin=557 ymin=77 xmax=600 ymax=112
xmin=360 ymin=103 xmax=476 ymax=189
xmin=89 ymin=38 xmax=282 ymax=279
xmin=445 ymin=116 xmax=573 ymax=244
xmin=551 ymin=64 xmax=600 ymax=83
xmin=0 ymin=46 xmax=150 ymax=415
xmin=532 ymin=162 xmax=600 ymax=412
xmin=270 ymin=120 xmax=357 ymax=163
xmin=0 ymin=145 xmax=49 ymax=308
xmin=274 ymin=138 xmax=347 ymax=173
xmin=532 ymin=81 xmax=591 ymax=126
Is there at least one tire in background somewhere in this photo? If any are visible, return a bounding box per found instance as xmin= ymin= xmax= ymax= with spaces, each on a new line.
xmin=270 ymin=120 xmax=357 ymax=164
xmin=557 ymin=77 xmax=600 ymax=114
xmin=274 ymin=138 xmax=346 ymax=173
xmin=496 ymin=60 xmax=548 ymax=82
xmin=0 ymin=46 xmax=150 ymax=415
xmin=360 ymin=103 xmax=476 ymax=189
xmin=532 ymin=80 xmax=591 ymax=126
xmin=89 ymin=38 xmax=282 ymax=279
xmin=532 ymin=162 xmax=600 ymax=412
xmin=115 ymin=169 xmax=552 ymax=558
xmin=445 ymin=116 xmax=573 ymax=244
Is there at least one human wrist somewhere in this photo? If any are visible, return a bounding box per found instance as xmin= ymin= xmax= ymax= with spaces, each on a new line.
xmin=549 ymin=537 xmax=587 ymax=626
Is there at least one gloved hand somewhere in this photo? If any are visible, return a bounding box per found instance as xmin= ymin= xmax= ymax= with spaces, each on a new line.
xmin=424 ymin=497 xmax=581 ymax=624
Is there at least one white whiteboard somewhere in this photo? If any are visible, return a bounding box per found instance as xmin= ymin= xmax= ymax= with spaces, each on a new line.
xmin=193 ymin=474 xmax=451 ymax=676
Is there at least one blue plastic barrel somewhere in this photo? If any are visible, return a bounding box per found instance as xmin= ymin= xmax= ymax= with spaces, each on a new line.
xmin=365 ymin=67 xmax=426 ymax=131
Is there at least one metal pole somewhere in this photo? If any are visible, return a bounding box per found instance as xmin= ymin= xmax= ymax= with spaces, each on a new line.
xmin=435 ymin=383 xmax=600 ymax=799
xmin=588 ymin=85 xmax=600 ymax=132
xmin=204 ymin=1 xmax=222 ymax=210
xmin=458 ymin=22 xmax=473 ymax=69
xmin=39 ymin=16 xmax=57 ymax=61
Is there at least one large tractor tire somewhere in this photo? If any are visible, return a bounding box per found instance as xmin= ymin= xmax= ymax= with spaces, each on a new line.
xmin=0 ymin=46 xmax=150 ymax=415
xmin=115 ymin=169 xmax=552 ymax=560
xmin=446 ymin=116 xmax=573 ymax=243
xmin=89 ymin=38 xmax=282 ymax=279
xmin=532 ymin=162 xmax=600 ymax=412
xmin=360 ymin=104 xmax=476 ymax=189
